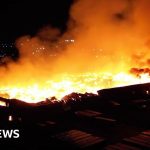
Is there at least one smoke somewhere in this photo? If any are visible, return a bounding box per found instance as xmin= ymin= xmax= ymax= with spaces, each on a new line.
xmin=1 ymin=0 xmax=150 ymax=100
xmin=8 ymin=0 xmax=150 ymax=72
xmin=64 ymin=0 xmax=150 ymax=73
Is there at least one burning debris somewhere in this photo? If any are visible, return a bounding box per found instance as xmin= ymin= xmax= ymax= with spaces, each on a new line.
xmin=0 ymin=72 xmax=150 ymax=103
xmin=0 ymin=82 xmax=150 ymax=121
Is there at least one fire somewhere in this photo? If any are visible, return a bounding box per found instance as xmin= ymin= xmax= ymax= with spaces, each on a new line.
xmin=0 ymin=101 xmax=6 ymax=107
xmin=0 ymin=72 xmax=150 ymax=103
xmin=1 ymin=0 xmax=150 ymax=103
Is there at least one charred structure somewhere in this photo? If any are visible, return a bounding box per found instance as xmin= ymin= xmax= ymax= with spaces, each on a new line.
xmin=0 ymin=83 xmax=150 ymax=149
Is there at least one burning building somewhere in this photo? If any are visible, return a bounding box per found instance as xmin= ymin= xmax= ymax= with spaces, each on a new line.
xmin=0 ymin=0 xmax=150 ymax=102
xmin=0 ymin=0 xmax=150 ymax=149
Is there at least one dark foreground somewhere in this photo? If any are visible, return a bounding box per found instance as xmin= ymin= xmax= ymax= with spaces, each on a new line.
xmin=0 ymin=83 xmax=150 ymax=150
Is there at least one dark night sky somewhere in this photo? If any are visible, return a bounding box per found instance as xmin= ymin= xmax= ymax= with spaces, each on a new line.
xmin=0 ymin=0 xmax=73 ymax=42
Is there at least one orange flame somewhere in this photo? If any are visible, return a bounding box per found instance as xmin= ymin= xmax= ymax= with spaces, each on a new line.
xmin=0 ymin=72 xmax=150 ymax=103
xmin=1 ymin=0 xmax=150 ymax=103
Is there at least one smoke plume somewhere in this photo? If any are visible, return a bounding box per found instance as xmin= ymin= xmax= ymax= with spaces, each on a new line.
xmin=1 ymin=0 xmax=150 ymax=101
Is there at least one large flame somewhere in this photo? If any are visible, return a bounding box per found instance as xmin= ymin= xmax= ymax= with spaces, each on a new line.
xmin=1 ymin=0 xmax=150 ymax=103
xmin=0 ymin=72 xmax=150 ymax=103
